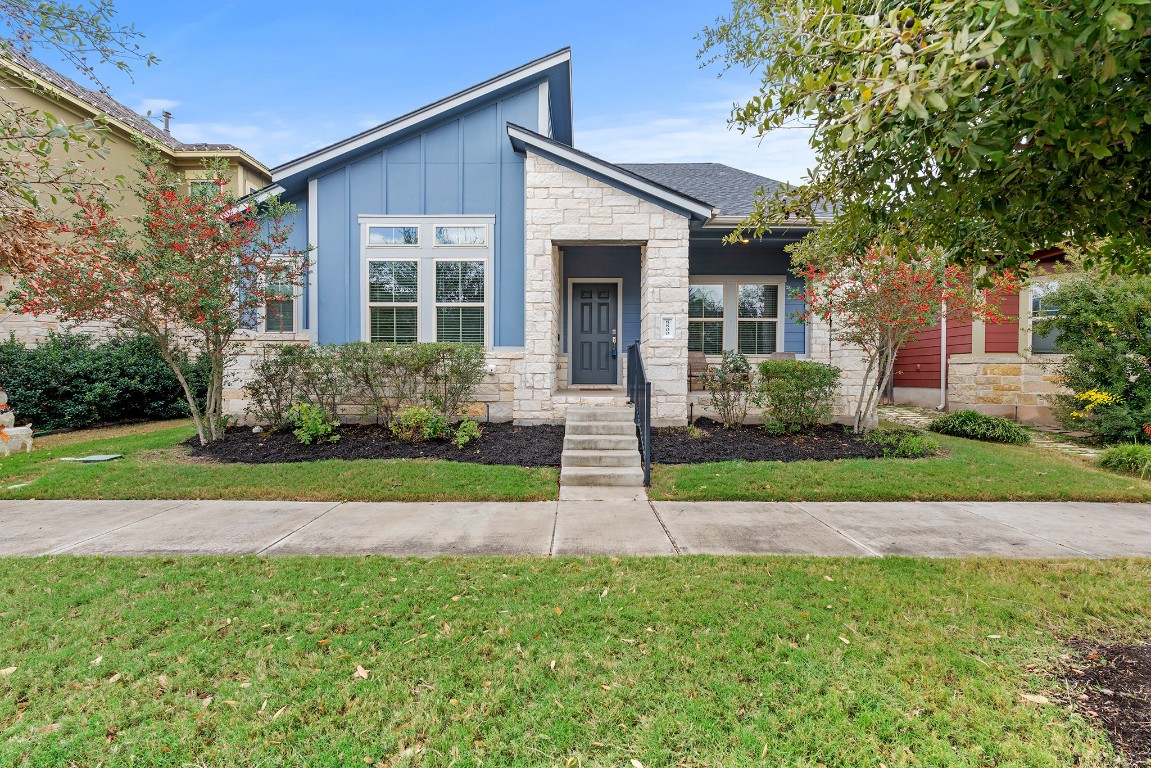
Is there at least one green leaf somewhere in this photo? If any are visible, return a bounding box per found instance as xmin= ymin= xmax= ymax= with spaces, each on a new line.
xmin=1105 ymin=8 xmax=1133 ymax=30
xmin=927 ymin=93 xmax=948 ymax=112
xmin=897 ymin=85 xmax=912 ymax=111
xmin=1003 ymin=0 xmax=1020 ymax=15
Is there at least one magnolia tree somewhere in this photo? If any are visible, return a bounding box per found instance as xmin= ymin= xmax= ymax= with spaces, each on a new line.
xmin=6 ymin=150 xmax=310 ymax=444
xmin=792 ymin=243 xmax=1020 ymax=432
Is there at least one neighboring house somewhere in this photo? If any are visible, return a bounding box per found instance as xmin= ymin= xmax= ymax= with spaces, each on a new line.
xmin=225 ymin=48 xmax=870 ymax=426
xmin=0 ymin=49 xmax=271 ymax=343
xmin=892 ymin=249 xmax=1069 ymax=424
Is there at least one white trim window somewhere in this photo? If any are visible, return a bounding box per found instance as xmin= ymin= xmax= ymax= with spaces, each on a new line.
xmin=261 ymin=257 xmax=298 ymax=334
xmin=435 ymin=260 xmax=485 ymax=343
xmin=367 ymin=260 xmax=419 ymax=344
xmin=688 ymin=277 xmax=786 ymax=356
xmin=1029 ymin=279 xmax=1062 ymax=355
xmin=360 ymin=216 xmax=493 ymax=346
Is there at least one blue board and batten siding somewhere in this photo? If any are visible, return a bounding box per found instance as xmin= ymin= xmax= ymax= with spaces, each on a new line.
xmin=311 ymin=86 xmax=541 ymax=346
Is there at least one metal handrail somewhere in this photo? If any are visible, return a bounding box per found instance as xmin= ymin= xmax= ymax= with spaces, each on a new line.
xmin=626 ymin=339 xmax=651 ymax=486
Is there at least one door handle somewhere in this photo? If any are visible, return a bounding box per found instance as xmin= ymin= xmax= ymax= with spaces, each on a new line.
xmin=611 ymin=329 xmax=617 ymax=357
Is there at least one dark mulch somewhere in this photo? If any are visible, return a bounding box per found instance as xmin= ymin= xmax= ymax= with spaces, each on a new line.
xmin=1064 ymin=640 xmax=1151 ymax=766
xmin=652 ymin=418 xmax=885 ymax=464
xmin=188 ymin=422 xmax=566 ymax=467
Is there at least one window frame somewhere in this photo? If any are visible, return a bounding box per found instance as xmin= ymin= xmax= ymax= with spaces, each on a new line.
xmin=1025 ymin=278 xmax=1064 ymax=356
xmin=367 ymin=224 xmax=422 ymax=248
xmin=688 ymin=283 xmax=725 ymax=355
xmin=688 ymin=276 xmax=787 ymax=357
xmin=364 ymin=258 xmax=420 ymax=344
xmin=433 ymin=257 xmax=486 ymax=344
xmin=260 ymin=256 xmax=299 ymax=335
xmin=358 ymin=216 xmax=493 ymax=347
xmin=433 ymin=225 xmax=487 ymax=248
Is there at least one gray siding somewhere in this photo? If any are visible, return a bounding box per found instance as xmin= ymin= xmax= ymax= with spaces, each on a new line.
xmin=312 ymin=85 xmax=540 ymax=346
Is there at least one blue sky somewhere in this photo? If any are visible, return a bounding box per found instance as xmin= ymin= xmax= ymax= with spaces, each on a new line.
xmin=42 ymin=0 xmax=815 ymax=183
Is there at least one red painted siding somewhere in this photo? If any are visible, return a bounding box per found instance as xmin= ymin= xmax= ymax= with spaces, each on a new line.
xmin=985 ymin=293 xmax=1020 ymax=353
xmin=893 ymin=315 xmax=973 ymax=388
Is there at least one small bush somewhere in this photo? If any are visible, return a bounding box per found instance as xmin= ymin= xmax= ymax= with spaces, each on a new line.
xmin=0 ymin=331 xmax=206 ymax=430
xmin=864 ymin=429 xmax=940 ymax=458
xmin=243 ymin=344 xmax=305 ymax=430
xmin=928 ymin=409 xmax=1032 ymax=445
xmin=452 ymin=419 xmax=483 ymax=449
xmin=390 ymin=406 xmax=450 ymax=442
xmin=702 ymin=350 xmax=753 ymax=429
xmin=753 ymin=359 xmax=841 ymax=433
xmin=1099 ymin=444 xmax=1151 ymax=478
xmin=288 ymin=401 xmax=340 ymax=445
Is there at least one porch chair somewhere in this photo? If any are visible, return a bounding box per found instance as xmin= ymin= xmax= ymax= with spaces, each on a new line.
xmin=688 ymin=350 xmax=711 ymax=391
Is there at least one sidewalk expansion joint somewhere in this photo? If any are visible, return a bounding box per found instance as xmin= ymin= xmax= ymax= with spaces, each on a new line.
xmin=648 ymin=501 xmax=682 ymax=555
xmin=255 ymin=502 xmax=343 ymax=556
xmin=953 ymin=503 xmax=1096 ymax=558
xmin=790 ymin=502 xmax=883 ymax=557
xmin=45 ymin=500 xmax=191 ymax=555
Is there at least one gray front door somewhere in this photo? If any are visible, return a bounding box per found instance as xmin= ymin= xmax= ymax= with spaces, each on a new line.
xmin=571 ymin=283 xmax=618 ymax=384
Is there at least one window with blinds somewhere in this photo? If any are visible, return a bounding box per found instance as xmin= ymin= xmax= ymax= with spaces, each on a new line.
xmin=688 ymin=284 xmax=724 ymax=354
xmin=367 ymin=260 xmax=418 ymax=344
xmin=737 ymin=284 xmax=780 ymax=355
xmin=435 ymin=260 xmax=484 ymax=343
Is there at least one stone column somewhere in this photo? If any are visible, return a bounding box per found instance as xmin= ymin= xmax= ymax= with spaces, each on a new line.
xmin=640 ymin=230 xmax=691 ymax=426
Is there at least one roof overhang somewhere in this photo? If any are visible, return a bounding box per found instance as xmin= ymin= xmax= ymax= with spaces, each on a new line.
xmin=272 ymin=48 xmax=573 ymax=190
xmin=507 ymin=124 xmax=716 ymax=223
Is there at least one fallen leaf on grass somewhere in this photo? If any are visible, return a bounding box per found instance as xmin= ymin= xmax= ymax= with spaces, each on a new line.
xmin=0 ymin=666 xmax=15 ymax=675
xmin=90 ymin=656 xmax=102 ymax=666
xmin=271 ymin=705 xmax=286 ymax=720
xmin=1021 ymin=693 xmax=1050 ymax=705
xmin=353 ymin=664 xmax=369 ymax=680
xmin=600 ymin=684 xmax=612 ymax=691
xmin=838 ymin=636 xmax=851 ymax=645
xmin=317 ymin=639 xmax=331 ymax=646
xmin=632 ymin=760 xmax=645 ymax=768
xmin=39 ymin=723 xmax=60 ymax=734
xmin=201 ymin=696 xmax=213 ymax=708
xmin=554 ymin=607 xmax=563 ymax=616
xmin=549 ymin=660 xmax=556 ymax=671
xmin=108 ymin=673 xmax=121 ymax=684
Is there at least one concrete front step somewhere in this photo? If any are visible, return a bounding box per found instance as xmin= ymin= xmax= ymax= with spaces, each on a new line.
xmin=561 ymin=451 xmax=644 ymax=469
xmin=565 ymin=406 xmax=635 ymax=423
xmin=563 ymin=434 xmax=638 ymax=452
xmin=565 ymin=420 xmax=636 ymax=436
xmin=559 ymin=466 xmax=645 ymax=487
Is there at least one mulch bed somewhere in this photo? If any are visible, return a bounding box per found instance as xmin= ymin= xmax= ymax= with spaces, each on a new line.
xmin=651 ymin=419 xmax=885 ymax=464
xmin=1064 ymin=640 xmax=1151 ymax=766
xmin=188 ymin=422 xmax=566 ymax=467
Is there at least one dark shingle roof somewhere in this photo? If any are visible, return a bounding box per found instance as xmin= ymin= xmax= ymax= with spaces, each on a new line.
xmin=616 ymin=163 xmax=786 ymax=218
xmin=1 ymin=48 xmax=240 ymax=152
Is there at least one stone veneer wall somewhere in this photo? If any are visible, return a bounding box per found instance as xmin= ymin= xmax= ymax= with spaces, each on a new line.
xmin=946 ymin=355 xmax=1066 ymax=424
xmin=1 ymin=274 xmax=118 ymax=344
xmin=222 ymin=332 xmax=522 ymax=425
xmin=518 ymin=152 xmax=691 ymax=425
xmin=807 ymin=314 xmax=876 ymax=428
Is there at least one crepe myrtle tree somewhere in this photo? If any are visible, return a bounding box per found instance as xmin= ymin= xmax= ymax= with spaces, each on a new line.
xmin=702 ymin=0 xmax=1151 ymax=274
xmin=790 ymin=239 xmax=1020 ymax=432
xmin=5 ymin=149 xmax=310 ymax=444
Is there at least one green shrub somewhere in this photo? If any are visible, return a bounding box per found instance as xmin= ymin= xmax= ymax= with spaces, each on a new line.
xmin=243 ymin=344 xmax=306 ymax=430
xmin=928 ymin=409 xmax=1032 ymax=445
xmin=0 ymin=331 xmax=206 ymax=430
xmin=288 ymin=402 xmax=340 ymax=445
xmin=702 ymin=350 xmax=753 ymax=429
xmin=452 ymin=419 xmax=483 ymax=449
xmin=1099 ymin=444 xmax=1151 ymax=478
xmin=390 ymin=406 xmax=450 ymax=443
xmin=1034 ymin=273 xmax=1151 ymax=443
xmin=864 ymin=429 xmax=941 ymax=458
xmin=753 ymin=359 xmax=841 ymax=432
xmin=293 ymin=345 xmax=346 ymax=421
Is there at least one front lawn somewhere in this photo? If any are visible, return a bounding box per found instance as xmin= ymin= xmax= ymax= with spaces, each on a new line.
xmin=1 ymin=556 xmax=1147 ymax=766
xmin=0 ymin=423 xmax=558 ymax=502
xmin=650 ymin=432 xmax=1151 ymax=502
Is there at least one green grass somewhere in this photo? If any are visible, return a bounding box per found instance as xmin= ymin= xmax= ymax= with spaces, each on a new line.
xmin=651 ymin=432 xmax=1151 ymax=501
xmin=0 ymin=423 xmax=558 ymax=502
xmin=0 ymin=556 xmax=1146 ymax=766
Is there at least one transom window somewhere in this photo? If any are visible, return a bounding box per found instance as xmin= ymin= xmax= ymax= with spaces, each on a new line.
xmin=688 ymin=278 xmax=786 ymax=356
xmin=359 ymin=216 xmax=492 ymax=346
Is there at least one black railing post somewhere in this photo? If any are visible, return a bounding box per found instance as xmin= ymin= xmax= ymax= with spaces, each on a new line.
xmin=643 ymin=380 xmax=651 ymax=486
xmin=625 ymin=339 xmax=651 ymax=487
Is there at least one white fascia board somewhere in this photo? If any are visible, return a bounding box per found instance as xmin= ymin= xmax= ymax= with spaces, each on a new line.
xmin=225 ymin=184 xmax=286 ymax=217
xmin=509 ymin=125 xmax=715 ymax=221
xmin=273 ymin=50 xmax=571 ymax=181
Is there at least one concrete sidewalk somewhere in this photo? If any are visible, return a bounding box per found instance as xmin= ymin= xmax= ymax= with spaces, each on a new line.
xmin=2 ymin=498 xmax=1150 ymax=558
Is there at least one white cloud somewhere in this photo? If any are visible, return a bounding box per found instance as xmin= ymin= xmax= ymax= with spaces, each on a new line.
xmin=576 ymin=103 xmax=817 ymax=186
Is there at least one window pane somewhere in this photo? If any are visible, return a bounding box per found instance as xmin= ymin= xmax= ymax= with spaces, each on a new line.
xmin=435 ymin=226 xmax=485 ymax=246
xmin=1032 ymin=328 xmax=1061 ymax=354
xmin=368 ymin=226 xmax=419 ymax=245
xmin=436 ymin=261 xmax=484 ymax=303
xmin=265 ymin=299 xmax=294 ymax=333
xmin=688 ymin=321 xmax=723 ymax=354
xmin=1031 ymin=281 xmax=1060 ymax=317
xmin=738 ymin=321 xmax=778 ymax=355
xmin=688 ymin=285 xmax=723 ymax=319
xmin=738 ymin=284 xmax=780 ymax=319
xmin=437 ymin=307 xmax=484 ymax=344
xmin=368 ymin=261 xmax=418 ymax=303
xmin=370 ymin=307 xmax=417 ymax=344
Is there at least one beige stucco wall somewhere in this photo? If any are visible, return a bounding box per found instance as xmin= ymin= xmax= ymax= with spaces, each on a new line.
xmin=518 ymin=152 xmax=691 ymax=425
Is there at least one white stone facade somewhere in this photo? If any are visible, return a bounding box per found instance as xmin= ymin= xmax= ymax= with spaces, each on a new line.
xmin=0 ymin=274 xmax=118 ymax=344
xmin=516 ymin=152 xmax=690 ymax=426
xmin=805 ymin=315 xmax=876 ymax=428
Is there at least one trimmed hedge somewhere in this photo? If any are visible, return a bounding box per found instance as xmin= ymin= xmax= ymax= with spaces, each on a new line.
xmin=928 ymin=409 xmax=1032 ymax=445
xmin=753 ymin=359 xmax=841 ymax=433
xmin=0 ymin=332 xmax=206 ymax=430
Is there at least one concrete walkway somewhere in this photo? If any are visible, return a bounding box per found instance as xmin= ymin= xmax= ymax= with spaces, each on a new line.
xmin=2 ymin=498 xmax=1150 ymax=558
